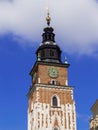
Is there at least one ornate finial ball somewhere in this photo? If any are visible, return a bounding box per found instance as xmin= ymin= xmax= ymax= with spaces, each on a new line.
xmin=46 ymin=16 xmax=51 ymax=26
xmin=46 ymin=14 xmax=51 ymax=21
xmin=46 ymin=9 xmax=51 ymax=26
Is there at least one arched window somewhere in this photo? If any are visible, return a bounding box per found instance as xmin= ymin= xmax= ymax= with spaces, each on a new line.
xmin=50 ymin=50 xmax=54 ymax=56
xmin=41 ymin=50 xmax=45 ymax=57
xmin=49 ymin=34 xmax=51 ymax=39
xmin=52 ymin=80 xmax=56 ymax=85
xmin=52 ymin=96 xmax=57 ymax=106
xmin=51 ymin=95 xmax=60 ymax=107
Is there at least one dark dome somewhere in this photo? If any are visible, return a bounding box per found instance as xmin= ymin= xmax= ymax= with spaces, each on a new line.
xmin=42 ymin=27 xmax=55 ymax=43
xmin=36 ymin=43 xmax=62 ymax=63
xmin=36 ymin=13 xmax=62 ymax=63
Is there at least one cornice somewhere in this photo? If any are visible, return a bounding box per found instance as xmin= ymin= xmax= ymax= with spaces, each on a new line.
xmin=29 ymin=61 xmax=70 ymax=76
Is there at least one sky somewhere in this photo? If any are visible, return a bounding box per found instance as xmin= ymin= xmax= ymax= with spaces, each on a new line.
xmin=0 ymin=0 xmax=98 ymax=130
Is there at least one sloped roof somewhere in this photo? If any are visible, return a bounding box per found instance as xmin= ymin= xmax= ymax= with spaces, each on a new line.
xmin=91 ymin=99 xmax=98 ymax=111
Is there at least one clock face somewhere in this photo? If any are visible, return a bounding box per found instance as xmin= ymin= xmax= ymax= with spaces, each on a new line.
xmin=48 ymin=67 xmax=59 ymax=78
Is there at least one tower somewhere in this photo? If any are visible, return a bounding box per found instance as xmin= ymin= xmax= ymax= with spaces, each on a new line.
xmin=90 ymin=99 xmax=98 ymax=130
xmin=27 ymin=12 xmax=77 ymax=130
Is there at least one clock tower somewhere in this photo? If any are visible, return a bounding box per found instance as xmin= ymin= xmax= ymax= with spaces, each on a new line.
xmin=27 ymin=12 xmax=77 ymax=130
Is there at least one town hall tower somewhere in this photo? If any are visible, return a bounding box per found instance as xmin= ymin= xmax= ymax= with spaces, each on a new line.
xmin=27 ymin=12 xmax=77 ymax=130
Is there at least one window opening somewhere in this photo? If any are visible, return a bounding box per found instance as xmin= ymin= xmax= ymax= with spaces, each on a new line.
xmin=49 ymin=34 xmax=51 ymax=40
xmin=52 ymin=80 xmax=56 ymax=85
xmin=41 ymin=50 xmax=45 ymax=57
xmin=53 ymin=96 xmax=57 ymax=106
xmin=50 ymin=50 xmax=54 ymax=56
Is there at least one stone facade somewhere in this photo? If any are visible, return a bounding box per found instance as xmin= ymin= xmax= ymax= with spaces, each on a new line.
xmin=27 ymin=62 xmax=77 ymax=130
xmin=90 ymin=99 xmax=98 ymax=130
xmin=28 ymin=84 xmax=76 ymax=130
xmin=30 ymin=63 xmax=69 ymax=86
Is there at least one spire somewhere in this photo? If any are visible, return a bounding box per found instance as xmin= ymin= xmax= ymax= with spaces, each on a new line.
xmin=36 ymin=10 xmax=62 ymax=63
xmin=46 ymin=8 xmax=51 ymax=26
xmin=42 ymin=9 xmax=55 ymax=43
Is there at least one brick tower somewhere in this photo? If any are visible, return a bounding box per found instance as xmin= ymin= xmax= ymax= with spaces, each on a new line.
xmin=27 ymin=12 xmax=77 ymax=130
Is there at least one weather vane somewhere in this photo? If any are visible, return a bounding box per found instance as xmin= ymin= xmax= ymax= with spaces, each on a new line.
xmin=46 ymin=7 xmax=51 ymax=26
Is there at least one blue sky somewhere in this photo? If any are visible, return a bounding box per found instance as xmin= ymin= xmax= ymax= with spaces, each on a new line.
xmin=0 ymin=33 xmax=98 ymax=130
xmin=0 ymin=0 xmax=98 ymax=130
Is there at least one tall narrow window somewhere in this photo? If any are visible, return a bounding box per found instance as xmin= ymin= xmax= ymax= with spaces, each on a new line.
xmin=49 ymin=34 xmax=51 ymax=39
xmin=53 ymin=96 xmax=57 ymax=106
xmin=50 ymin=50 xmax=54 ymax=56
xmin=41 ymin=50 xmax=45 ymax=57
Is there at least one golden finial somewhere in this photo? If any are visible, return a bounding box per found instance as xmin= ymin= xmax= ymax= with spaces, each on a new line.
xmin=46 ymin=8 xmax=51 ymax=26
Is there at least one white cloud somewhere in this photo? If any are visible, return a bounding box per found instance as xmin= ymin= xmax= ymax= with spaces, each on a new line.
xmin=77 ymin=112 xmax=90 ymax=123
xmin=0 ymin=0 xmax=98 ymax=56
